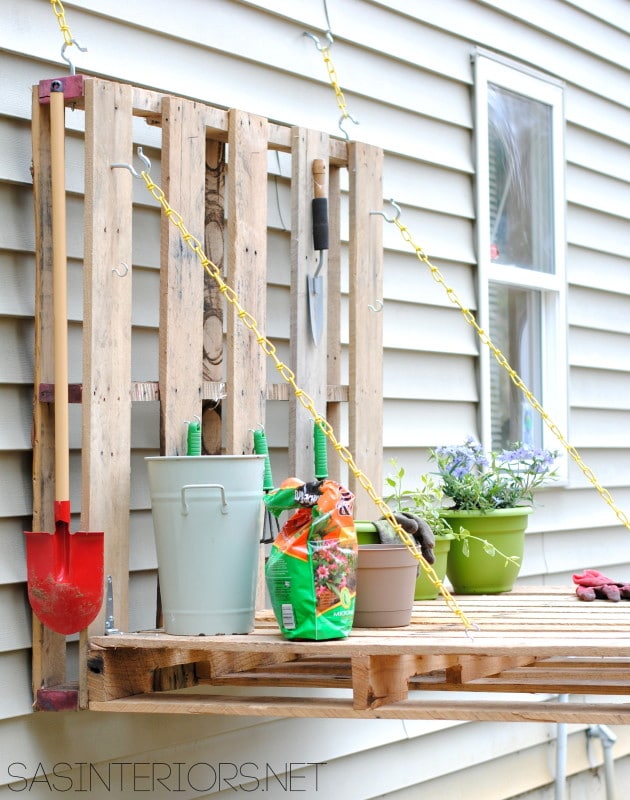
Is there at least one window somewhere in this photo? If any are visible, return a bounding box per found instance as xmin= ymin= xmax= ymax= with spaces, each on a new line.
xmin=474 ymin=53 xmax=567 ymax=461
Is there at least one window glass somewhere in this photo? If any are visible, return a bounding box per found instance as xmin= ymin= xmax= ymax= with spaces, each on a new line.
xmin=488 ymin=84 xmax=554 ymax=274
xmin=489 ymin=283 xmax=543 ymax=450
xmin=475 ymin=53 xmax=566 ymax=466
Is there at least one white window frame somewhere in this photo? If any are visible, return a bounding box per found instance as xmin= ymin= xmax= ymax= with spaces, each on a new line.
xmin=474 ymin=51 xmax=568 ymax=476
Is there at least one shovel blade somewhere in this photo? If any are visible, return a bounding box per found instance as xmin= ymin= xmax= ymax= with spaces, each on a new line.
xmin=24 ymin=527 xmax=104 ymax=635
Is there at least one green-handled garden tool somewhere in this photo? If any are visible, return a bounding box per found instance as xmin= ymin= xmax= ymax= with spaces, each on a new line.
xmin=313 ymin=420 xmax=329 ymax=481
xmin=253 ymin=428 xmax=280 ymax=543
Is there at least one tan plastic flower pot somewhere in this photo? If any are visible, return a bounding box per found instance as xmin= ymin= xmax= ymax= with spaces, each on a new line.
xmin=353 ymin=544 xmax=418 ymax=628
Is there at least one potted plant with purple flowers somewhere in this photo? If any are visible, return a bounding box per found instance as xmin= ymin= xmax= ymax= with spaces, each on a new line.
xmin=430 ymin=438 xmax=558 ymax=594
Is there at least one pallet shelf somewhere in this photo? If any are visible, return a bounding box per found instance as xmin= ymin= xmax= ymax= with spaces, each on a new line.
xmin=31 ymin=76 xmax=629 ymax=724
xmin=87 ymin=588 xmax=630 ymax=723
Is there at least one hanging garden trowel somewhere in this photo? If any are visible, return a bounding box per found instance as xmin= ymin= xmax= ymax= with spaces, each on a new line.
xmin=307 ymin=159 xmax=329 ymax=344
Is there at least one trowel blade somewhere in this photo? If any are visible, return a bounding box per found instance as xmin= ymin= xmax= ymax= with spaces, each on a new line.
xmin=307 ymin=273 xmax=324 ymax=345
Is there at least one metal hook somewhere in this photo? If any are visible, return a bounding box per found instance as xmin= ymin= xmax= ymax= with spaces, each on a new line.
xmin=111 ymin=146 xmax=152 ymax=178
xmin=370 ymin=199 xmax=402 ymax=224
xmin=112 ymin=261 xmax=129 ymax=278
xmin=368 ymin=299 xmax=384 ymax=313
xmin=60 ymin=39 xmax=88 ymax=76
xmin=303 ymin=30 xmax=334 ymax=51
xmin=464 ymin=623 xmax=480 ymax=641
xmin=338 ymin=112 xmax=360 ymax=141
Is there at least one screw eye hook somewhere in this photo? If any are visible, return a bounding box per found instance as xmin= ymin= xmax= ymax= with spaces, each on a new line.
xmin=338 ymin=113 xmax=360 ymax=141
xmin=371 ymin=199 xmax=402 ymax=224
xmin=60 ymin=39 xmax=88 ymax=76
xmin=112 ymin=261 xmax=129 ymax=278
xmin=304 ymin=30 xmax=334 ymax=51
xmin=136 ymin=146 xmax=151 ymax=173
xmin=111 ymin=146 xmax=152 ymax=178
xmin=368 ymin=300 xmax=384 ymax=313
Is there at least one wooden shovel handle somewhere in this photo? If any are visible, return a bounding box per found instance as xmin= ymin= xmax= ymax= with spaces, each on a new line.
xmin=50 ymin=88 xmax=70 ymax=503
xmin=312 ymin=159 xmax=327 ymax=199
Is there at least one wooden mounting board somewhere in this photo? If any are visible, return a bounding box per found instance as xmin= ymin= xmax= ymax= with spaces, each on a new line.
xmin=87 ymin=588 xmax=630 ymax=723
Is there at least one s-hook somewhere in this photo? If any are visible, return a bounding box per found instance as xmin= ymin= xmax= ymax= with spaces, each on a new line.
xmin=112 ymin=261 xmax=129 ymax=278
xmin=338 ymin=112 xmax=360 ymax=141
xmin=304 ymin=30 xmax=334 ymax=52
xmin=61 ymin=39 xmax=87 ymax=76
xmin=111 ymin=146 xmax=152 ymax=178
xmin=371 ymin=199 xmax=402 ymax=224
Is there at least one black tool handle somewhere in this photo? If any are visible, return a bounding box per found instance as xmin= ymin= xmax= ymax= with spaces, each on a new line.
xmin=312 ymin=159 xmax=329 ymax=252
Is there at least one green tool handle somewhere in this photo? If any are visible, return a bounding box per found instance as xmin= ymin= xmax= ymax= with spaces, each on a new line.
xmin=313 ymin=421 xmax=328 ymax=480
xmin=187 ymin=420 xmax=202 ymax=456
xmin=253 ymin=428 xmax=275 ymax=491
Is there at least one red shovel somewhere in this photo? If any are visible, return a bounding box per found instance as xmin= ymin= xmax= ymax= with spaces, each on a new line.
xmin=25 ymin=84 xmax=104 ymax=635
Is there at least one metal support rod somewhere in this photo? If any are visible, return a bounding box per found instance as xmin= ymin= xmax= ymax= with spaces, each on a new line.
xmin=554 ymin=694 xmax=569 ymax=800
xmin=587 ymin=724 xmax=618 ymax=800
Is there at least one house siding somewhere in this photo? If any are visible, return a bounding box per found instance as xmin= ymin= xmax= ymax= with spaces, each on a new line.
xmin=1 ymin=0 xmax=629 ymax=796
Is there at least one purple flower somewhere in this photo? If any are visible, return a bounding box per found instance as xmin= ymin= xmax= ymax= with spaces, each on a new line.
xmin=429 ymin=438 xmax=558 ymax=511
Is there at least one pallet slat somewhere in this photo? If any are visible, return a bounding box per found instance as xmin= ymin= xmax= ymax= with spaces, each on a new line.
xmin=88 ymin=692 xmax=630 ymax=725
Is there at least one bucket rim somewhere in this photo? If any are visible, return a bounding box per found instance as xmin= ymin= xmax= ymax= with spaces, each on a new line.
xmin=145 ymin=454 xmax=266 ymax=462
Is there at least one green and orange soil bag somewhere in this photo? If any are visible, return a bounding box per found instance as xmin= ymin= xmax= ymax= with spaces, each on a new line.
xmin=264 ymin=479 xmax=357 ymax=640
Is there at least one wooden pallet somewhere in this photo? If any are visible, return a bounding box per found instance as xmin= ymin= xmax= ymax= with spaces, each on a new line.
xmin=87 ymin=587 xmax=630 ymax=723
xmin=30 ymin=75 xmax=384 ymax=706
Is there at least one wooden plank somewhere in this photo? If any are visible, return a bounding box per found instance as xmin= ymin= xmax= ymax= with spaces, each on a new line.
xmin=159 ymin=95 xmax=206 ymax=455
xmin=352 ymin=654 xmax=416 ymax=710
xmin=87 ymin=645 xmax=212 ymax=702
xmin=131 ymin=86 xmax=349 ymax=165
xmin=30 ymin=87 xmax=67 ymax=692
xmin=224 ymin=109 xmax=268 ymax=454
xmin=82 ymin=78 xmax=134 ymax=656
xmin=445 ymin=655 xmax=537 ymax=683
xmin=88 ymin=692 xmax=630 ymax=724
xmin=201 ymin=138 xmax=226 ymax=455
xmin=348 ymin=142 xmax=384 ymax=517
xmin=289 ymin=128 xmax=330 ymax=479
xmin=325 ymin=165 xmax=343 ymax=483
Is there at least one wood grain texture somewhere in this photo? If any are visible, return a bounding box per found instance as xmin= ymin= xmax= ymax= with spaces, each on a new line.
xmin=83 ymin=78 xmax=134 ymax=645
xmin=348 ymin=142 xmax=384 ymax=517
xmin=289 ymin=128 xmax=329 ymax=479
xmin=89 ymin=588 xmax=630 ymax=722
xmin=224 ymin=109 xmax=268 ymax=455
xmin=159 ymin=96 xmax=206 ymax=455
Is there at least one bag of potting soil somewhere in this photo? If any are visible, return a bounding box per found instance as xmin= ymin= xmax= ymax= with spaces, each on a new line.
xmin=264 ymin=479 xmax=357 ymax=640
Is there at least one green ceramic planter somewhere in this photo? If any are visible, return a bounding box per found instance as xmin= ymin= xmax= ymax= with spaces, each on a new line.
xmin=414 ymin=534 xmax=453 ymax=600
xmin=354 ymin=520 xmax=381 ymax=545
xmin=441 ymin=507 xmax=532 ymax=594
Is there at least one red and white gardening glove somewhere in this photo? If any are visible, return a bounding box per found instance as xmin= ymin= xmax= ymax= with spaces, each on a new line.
xmin=572 ymin=569 xmax=630 ymax=602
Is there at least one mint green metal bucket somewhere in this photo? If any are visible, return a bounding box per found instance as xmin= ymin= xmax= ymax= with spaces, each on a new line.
xmin=146 ymin=455 xmax=265 ymax=635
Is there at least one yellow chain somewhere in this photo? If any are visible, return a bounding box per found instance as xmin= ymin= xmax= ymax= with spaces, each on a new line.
xmin=138 ymin=170 xmax=474 ymax=631
xmin=389 ymin=215 xmax=630 ymax=533
xmin=50 ymin=0 xmax=74 ymax=46
xmin=320 ymin=45 xmax=352 ymax=122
